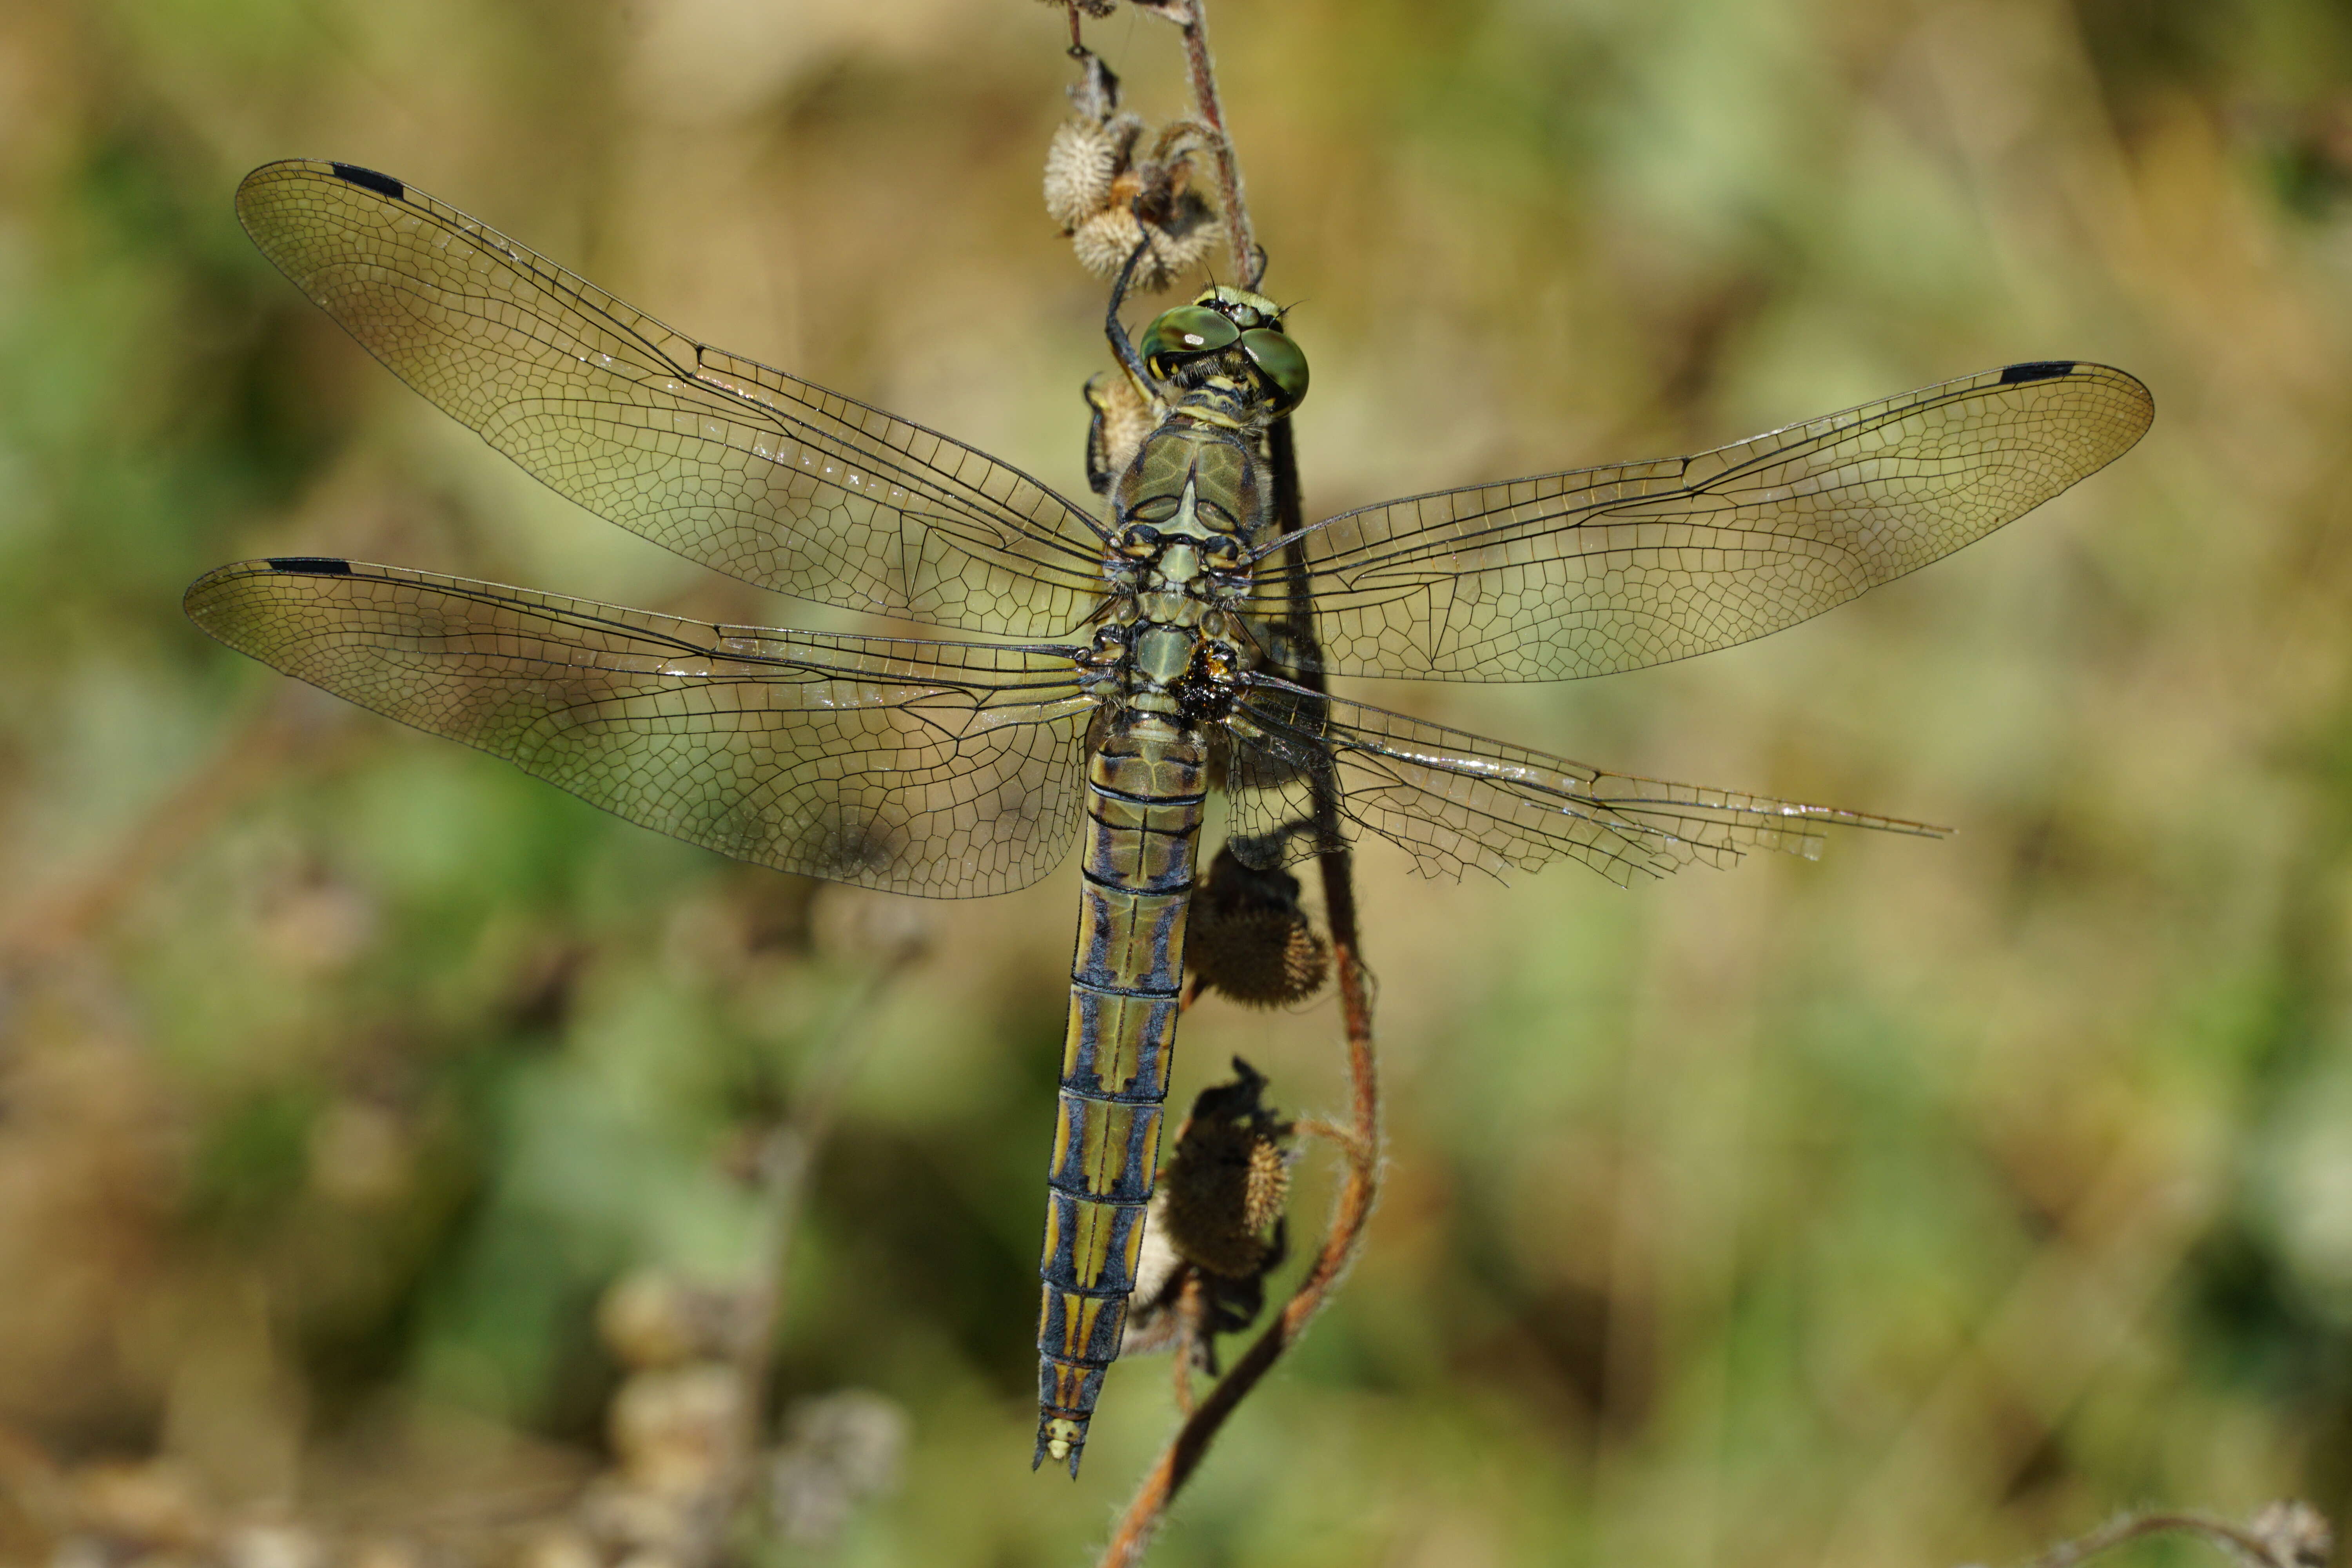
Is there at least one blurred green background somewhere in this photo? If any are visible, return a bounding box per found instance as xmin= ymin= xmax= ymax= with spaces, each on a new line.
xmin=5 ymin=1 xmax=2351 ymax=1564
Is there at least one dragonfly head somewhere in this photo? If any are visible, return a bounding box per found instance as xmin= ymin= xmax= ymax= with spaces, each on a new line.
xmin=1138 ymin=286 xmax=1308 ymax=425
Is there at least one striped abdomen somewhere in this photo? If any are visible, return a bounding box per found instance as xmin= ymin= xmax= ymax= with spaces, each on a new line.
xmin=1035 ymin=710 xmax=1205 ymax=1476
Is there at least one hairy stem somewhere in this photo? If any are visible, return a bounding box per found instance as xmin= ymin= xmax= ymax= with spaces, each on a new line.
xmin=1134 ymin=0 xmax=1259 ymax=286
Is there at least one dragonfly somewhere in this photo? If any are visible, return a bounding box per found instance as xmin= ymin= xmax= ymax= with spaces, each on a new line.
xmin=185 ymin=159 xmax=2153 ymax=1478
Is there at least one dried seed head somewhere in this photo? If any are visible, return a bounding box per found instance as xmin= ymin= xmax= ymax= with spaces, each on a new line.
xmin=609 ymin=1363 xmax=744 ymax=1494
xmin=769 ymin=1391 xmax=909 ymax=1548
xmin=1069 ymin=189 xmax=1219 ymax=290
xmin=1160 ymin=1058 xmax=1293 ymax=1279
xmin=1187 ymin=846 xmax=1330 ymax=1006
xmin=597 ymin=1269 xmax=742 ymax=1369
xmin=2250 ymin=1501 xmax=2333 ymax=1568
xmin=1044 ymin=116 xmax=1137 ymax=231
xmin=1045 ymin=47 xmax=1220 ymax=291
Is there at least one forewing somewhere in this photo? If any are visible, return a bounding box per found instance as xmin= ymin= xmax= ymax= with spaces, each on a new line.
xmin=236 ymin=160 xmax=1108 ymax=635
xmin=184 ymin=558 xmax=1095 ymax=897
xmin=1279 ymin=362 xmax=2153 ymax=680
xmin=1223 ymin=677 xmax=1941 ymax=887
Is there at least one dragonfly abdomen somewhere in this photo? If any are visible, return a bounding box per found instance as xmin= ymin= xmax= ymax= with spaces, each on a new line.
xmin=1035 ymin=710 xmax=1206 ymax=1476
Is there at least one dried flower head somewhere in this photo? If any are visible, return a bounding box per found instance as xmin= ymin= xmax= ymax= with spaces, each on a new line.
xmin=608 ymin=1363 xmax=742 ymax=1496
xmin=1044 ymin=116 xmax=1136 ymax=232
xmin=1160 ymin=1058 xmax=1292 ymax=1279
xmin=769 ymin=1391 xmax=909 ymax=1547
xmin=1187 ymin=846 xmax=1329 ymax=1007
xmin=2250 ymin=1501 xmax=2334 ymax=1568
xmin=1121 ymin=1062 xmax=1294 ymax=1374
xmin=597 ymin=1269 xmax=742 ymax=1370
xmin=1044 ymin=49 xmax=1220 ymax=292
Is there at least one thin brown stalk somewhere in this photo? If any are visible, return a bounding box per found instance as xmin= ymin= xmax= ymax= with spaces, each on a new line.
xmin=1073 ymin=10 xmax=1375 ymax=1556
xmin=1097 ymin=414 xmax=1382 ymax=1564
xmin=1132 ymin=0 xmax=1260 ymax=286
xmin=1168 ymin=1273 xmax=1205 ymax=1416
xmin=2008 ymin=1508 xmax=2322 ymax=1568
xmin=1098 ymin=869 xmax=1377 ymax=1563
xmin=673 ymin=933 xmax=924 ymax=1568
xmin=1290 ymin=1116 xmax=1365 ymax=1156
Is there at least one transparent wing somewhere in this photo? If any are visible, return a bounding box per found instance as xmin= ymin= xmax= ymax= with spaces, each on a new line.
xmin=184 ymin=557 xmax=1096 ymax=897
xmin=1221 ymin=676 xmax=1941 ymax=887
xmin=236 ymin=160 xmax=1109 ymax=635
xmin=1273 ymin=361 xmax=2153 ymax=680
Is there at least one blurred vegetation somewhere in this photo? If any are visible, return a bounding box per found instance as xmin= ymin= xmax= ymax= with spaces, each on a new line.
xmin=5 ymin=0 xmax=2352 ymax=1564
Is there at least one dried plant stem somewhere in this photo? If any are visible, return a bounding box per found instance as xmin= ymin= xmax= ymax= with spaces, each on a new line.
xmin=0 ymin=690 xmax=317 ymax=965
xmin=1168 ymin=1274 xmax=1205 ymax=1416
xmin=1097 ymin=416 xmax=1381 ymax=1564
xmin=1133 ymin=0 xmax=1259 ymax=287
xmin=1097 ymin=850 xmax=1378 ymax=1565
xmin=1291 ymin=1116 xmax=1368 ymax=1157
xmin=673 ymin=937 xmax=922 ymax=1568
xmin=2009 ymin=1510 xmax=2310 ymax=1568
xmin=1079 ymin=11 xmax=1369 ymax=1557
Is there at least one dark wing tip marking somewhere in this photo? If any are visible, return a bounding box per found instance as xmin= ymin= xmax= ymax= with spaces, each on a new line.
xmin=327 ymin=163 xmax=405 ymax=201
xmin=1998 ymin=359 xmax=2076 ymax=385
xmin=264 ymin=556 xmax=355 ymax=575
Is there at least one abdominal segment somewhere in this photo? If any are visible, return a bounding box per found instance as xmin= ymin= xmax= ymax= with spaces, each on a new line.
xmin=1035 ymin=713 xmax=1205 ymax=1475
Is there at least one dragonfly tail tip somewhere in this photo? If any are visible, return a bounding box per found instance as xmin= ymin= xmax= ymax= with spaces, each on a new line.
xmin=1035 ymin=1413 xmax=1088 ymax=1478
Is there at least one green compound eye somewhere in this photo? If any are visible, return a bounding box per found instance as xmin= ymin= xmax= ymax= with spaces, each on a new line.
xmin=1240 ymin=328 xmax=1309 ymax=411
xmin=1139 ymin=305 xmax=1240 ymax=378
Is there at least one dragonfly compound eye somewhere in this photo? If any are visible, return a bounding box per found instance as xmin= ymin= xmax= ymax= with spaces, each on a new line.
xmin=1240 ymin=328 xmax=1308 ymax=412
xmin=1139 ymin=305 xmax=1240 ymax=380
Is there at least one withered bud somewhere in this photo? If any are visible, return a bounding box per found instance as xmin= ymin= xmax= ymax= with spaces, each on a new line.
xmin=1187 ymin=846 xmax=1330 ymax=1007
xmin=1159 ymin=1058 xmax=1292 ymax=1279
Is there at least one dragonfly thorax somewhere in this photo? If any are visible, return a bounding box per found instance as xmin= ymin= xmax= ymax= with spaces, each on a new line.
xmin=1089 ymin=443 xmax=1261 ymax=717
xmin=1085 ymin=291 xmax=1296 ymax=722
